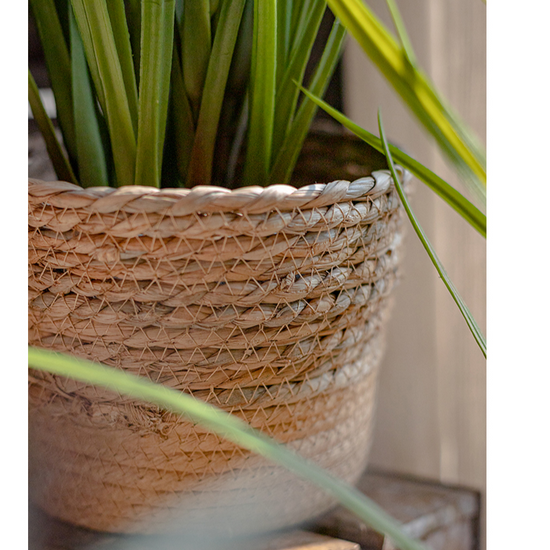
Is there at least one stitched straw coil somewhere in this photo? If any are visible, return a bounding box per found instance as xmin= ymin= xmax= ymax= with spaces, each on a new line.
xmin=28 ymin=140 xmax=410 ymax=534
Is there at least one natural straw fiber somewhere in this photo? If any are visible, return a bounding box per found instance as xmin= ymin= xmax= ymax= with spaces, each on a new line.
xmin=28 ymin=134 xmax=411 ymax=535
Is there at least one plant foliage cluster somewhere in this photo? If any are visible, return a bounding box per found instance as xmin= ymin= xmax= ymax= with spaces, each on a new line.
xmin=29 ymin=0 xmax=345 ymax=189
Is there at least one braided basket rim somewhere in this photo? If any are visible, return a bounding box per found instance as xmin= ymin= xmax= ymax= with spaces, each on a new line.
xmin=28 ymin=167 xmax=406 ymax=216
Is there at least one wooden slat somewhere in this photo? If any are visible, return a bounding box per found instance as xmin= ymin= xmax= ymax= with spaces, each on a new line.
xmin=245 ymin=531 xmax=359 ymax=550
xmin=313 ymin=470 xmax=480 ymax=550
xmin=343 ymin=0 xmax=442 ymax=482
xmin=427 ymin=0 xmax=487 ymax=490
xmin=343 ymin=0 xmax=486 ymax=494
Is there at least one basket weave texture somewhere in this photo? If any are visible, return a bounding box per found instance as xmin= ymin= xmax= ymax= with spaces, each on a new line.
xmin=28 ymin=159 xmax=410 ymax=534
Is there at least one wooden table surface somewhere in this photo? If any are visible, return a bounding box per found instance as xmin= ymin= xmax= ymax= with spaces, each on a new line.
xmin=313 ymin=470 xmax=479 ymax=550
xmin=29 ymin=469 xmax=479 ymax=550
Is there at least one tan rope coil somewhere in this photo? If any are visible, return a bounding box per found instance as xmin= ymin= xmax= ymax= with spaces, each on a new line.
xmin=29 ymin=144 xmax=410 ymax=535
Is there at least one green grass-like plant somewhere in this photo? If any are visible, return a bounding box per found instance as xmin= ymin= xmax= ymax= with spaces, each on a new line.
xmin=377 ymin=111 xmax=486 ymax=357
xmin=30 ymin=0 xmax=486 ymax=199
xmin=326 ymin=0 xmax=487 ymax=207
xmin=297 ymin=84 xmax=486 ymax=238
xmin=30 ymin=0 xmax=346 ymax=188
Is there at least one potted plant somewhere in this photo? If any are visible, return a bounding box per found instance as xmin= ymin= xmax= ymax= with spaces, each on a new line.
xmin=28 ymin=0 xmax=414 ymax=535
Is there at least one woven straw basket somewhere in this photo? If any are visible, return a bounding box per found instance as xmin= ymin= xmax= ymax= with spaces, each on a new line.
xmin=28 ymin=134 xmax=410 ymax=535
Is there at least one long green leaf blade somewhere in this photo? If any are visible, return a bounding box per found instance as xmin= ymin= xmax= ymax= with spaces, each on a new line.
xmin=298 ymin=87 xmax=486 ymax=238
xmin=378 ymin=111 xmax=486 ymax=357
xmin=29 ymin=71 xmax=77 ymax=184
xmin=268 ymin=19 xmax=346 ymax=186
xmin=186 ymin=0 xmax=247 ymax=187
xmin=384 ymin=0 xmax=416 ymax=66
xmin=30 ymin=0 xmax=77 ymax=162
xmin=169 ymin=33 xmax=195 ymax=185
xmin=28 ymin=346 xmax=428 ymax=550
xmin=290 ymin=0 xmax=314 ymax=52
xmin=135 ymin=0 xmax=176 ymax=187
xmin=226 ymin=0 xmax=254 ymax=96
xmin=28 ymin=73 xmax=74 ymax=181
xmin=105 ymin=0 xmax=139 ymax=133
xmin=66 ymin=0 xmax=104 ymax=107
xmin=271 ymin=0 xmax=325 ymax=156
xmin=276 ymin=0 xmax=293 ymax=84
xmin=181 ymin=0 xmax=211 ymax=120
xmin=124 ymin=0 xmax=142 ymax=81
xmin=52 ymin=0 xmax=71 ymax=46
xmin=70 ymin=0 xmax=136 ymax=187
xmin=242 ymin=0 xmax=277 ymax=187
xmin=210 ymin=0 xmax=221 ymax=16
xmin=326 ymin=0 xmax=486 ymax=206
xmin=69 ymin=7 xmax=108 ymax=188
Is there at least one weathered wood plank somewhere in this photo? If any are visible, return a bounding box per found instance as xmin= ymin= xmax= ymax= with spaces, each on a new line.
xmin=29 ymin=504 xmax=359 ymax=550
xmin=312 ymin=470 xmax=480 ymax=550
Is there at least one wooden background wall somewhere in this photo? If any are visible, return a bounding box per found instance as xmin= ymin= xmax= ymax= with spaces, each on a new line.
xmin=343 ymin=0 xmax=486 ymax=492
